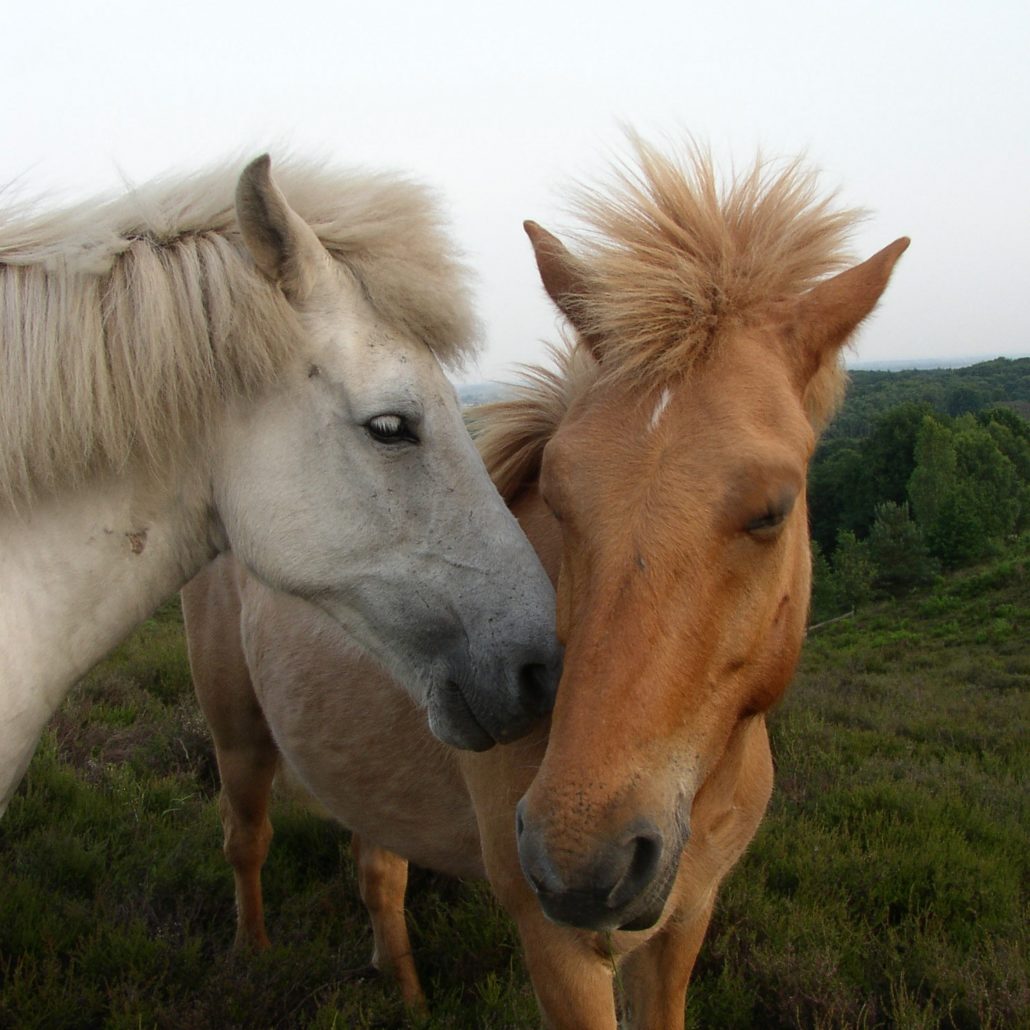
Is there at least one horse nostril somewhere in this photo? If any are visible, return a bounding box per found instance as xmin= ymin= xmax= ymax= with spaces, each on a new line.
xmin=517 ymin=661 xmax=558 ymax=716
xmin=607 ymin=824 xmax=664 ymax=911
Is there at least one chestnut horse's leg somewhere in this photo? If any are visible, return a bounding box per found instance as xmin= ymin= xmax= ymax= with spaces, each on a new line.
xmin=617 ymin=899 xmax=715 ymax=1030
xmin=182 ymin=557 xmax=279 ymax=951
xmin=618 ymin=715 xmax=775 ymax=1028
xmin=351 ymin=834 xmax=427 ymax=1011
xmin=511 ymin=902 xmax=619 ymax=1030
xmin=463 ymin=740 xmax=619 ymax=1029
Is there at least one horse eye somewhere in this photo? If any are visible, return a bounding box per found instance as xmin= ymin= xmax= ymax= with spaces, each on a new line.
xmin=366 ymin=414 xmax=417 ymax=445
xmin=745 ymin=509 xmax=787 ymax=537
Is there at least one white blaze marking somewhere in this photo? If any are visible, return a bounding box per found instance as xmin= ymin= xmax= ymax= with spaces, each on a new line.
xmin=649 ymin=388 xmax=672 ymax=432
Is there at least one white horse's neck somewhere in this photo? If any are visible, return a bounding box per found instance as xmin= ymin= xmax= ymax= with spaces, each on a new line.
xmin=0 ymin=468 xmax=217 ymax=812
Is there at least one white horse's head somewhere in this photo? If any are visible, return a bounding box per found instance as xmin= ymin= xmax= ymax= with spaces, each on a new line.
xmin=212 ymin=157 xmax=560 ymax=750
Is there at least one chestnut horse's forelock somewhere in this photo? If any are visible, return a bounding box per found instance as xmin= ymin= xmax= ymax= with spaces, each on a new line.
xmin=474 ymin=137 xmax=863 ymax=494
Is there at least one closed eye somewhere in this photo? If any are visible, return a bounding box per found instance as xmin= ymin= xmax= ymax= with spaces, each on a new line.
xmin=744 ymin=491 xmax=797 ymax=538
xmin=745 ymin=509 xmax=787 ymax=535
xmin=366 ymin=414 xmax=419 ymax=445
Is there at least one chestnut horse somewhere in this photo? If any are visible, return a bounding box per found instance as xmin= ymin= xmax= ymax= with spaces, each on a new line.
xmin=183 ymin=137 xmax=908 ymax=1026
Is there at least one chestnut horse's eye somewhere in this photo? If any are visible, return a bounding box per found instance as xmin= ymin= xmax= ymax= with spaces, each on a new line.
xmin=366 ymin=414 xmax=418 ymax=445
xmin=745 ymin=509 xmax=787 ymax=537
xmin=745 ymin=491 xmax=796 ymax=538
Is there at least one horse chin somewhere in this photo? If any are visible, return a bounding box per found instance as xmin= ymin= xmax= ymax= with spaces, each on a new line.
xmin=426 ymin=679 xmax=497 ymax=752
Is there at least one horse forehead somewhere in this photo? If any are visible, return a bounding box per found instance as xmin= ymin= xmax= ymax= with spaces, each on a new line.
xmin=546 ymin=365 xmax=810 ymax=547
xmin=313 ymin=307 xmax=445 ymax=398
xmin=563 ymin=360 xmax=806 ymax=471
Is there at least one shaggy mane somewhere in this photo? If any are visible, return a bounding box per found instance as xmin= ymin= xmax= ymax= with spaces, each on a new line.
xmin=472 ymin=343 xmax=596 ymax=504
xmin=0 ymin=159 xmax=479 ymax=508
xmin=477 ymin=135 xmax=863 ymax=496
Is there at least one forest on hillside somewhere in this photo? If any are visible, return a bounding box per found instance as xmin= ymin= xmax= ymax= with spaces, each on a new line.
xmin=809 ymin=357 xmax=1029 ymax=621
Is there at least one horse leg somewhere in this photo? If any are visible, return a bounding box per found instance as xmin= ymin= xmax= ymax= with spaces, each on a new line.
xmin=506 ymin=896 xmax=618 ymax=1030
xmin=618 ymin=716 xmax=774 ymax=1028
xmin=617 ymin=898 xmax=715 ymax=1030
xmin=463 ymin=741 xmax=619 ymax=1029
xmin=351 ymin=833 xmax=426 ymax=1011
xmin=215 ymin=734 xmax=278 ymax=950
xmin=182 ymin=557 xmax=279 ymax=951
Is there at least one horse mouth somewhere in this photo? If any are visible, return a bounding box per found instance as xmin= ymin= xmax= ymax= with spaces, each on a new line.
xmin=528 ymin=837 xmax=681 ymax=933
xmin=425 ymin=680 xmax=497 ymax=752
xmin=534 ymin=881 xmax=671 ymax=934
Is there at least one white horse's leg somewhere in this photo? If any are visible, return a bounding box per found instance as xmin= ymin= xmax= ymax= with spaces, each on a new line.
xmin=351 ymin=833 xmax=427 ymax=1011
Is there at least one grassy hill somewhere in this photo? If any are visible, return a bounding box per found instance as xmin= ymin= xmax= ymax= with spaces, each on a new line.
xmin=826 ymin=356 xmax=1030 ymax=439
xmin=1 ymin=542 xmax=1026 ymax=1027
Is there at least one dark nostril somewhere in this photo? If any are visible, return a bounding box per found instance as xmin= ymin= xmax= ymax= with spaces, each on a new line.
xmin=627 ymin=831 xmax=662 ymax=889
xmin=607 ymin=825 xmax=664 ymax=911
xmin=515 ymin=798 xmax=564 ymax=896
xmin=517 ymin=661 xmax=558 ymax=716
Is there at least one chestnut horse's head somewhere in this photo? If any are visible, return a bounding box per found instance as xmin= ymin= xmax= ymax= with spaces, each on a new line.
xmin=510 ymin=139 xmax=908 ymax=932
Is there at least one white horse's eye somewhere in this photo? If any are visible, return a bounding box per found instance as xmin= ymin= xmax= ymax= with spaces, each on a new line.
xmin=366 ymin=414 xmax=416 ymax=445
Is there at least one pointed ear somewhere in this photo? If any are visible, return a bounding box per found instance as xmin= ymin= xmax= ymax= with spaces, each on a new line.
xmin=236 ymin=155 xmax=327 ymax=303
xmin=524 ymin=221 xmax=598 ymax=348
xmin=794 ymin=237 xmax=910 ymax=379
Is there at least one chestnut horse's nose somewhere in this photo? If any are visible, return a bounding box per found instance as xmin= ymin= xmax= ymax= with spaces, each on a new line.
xmin=515 ymin=798 xmax=667 ymax=931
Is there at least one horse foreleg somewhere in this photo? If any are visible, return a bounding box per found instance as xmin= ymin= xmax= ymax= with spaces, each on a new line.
xmin=494 ymin=888 xmax=616 ymax=1029
xmin=183 ymin=558 xmax=279 ymax=951
xmin=215 ymin=742 xmax=278 ymax=950
xmin=618 ymin=898 xmax=715 ymax=1030
xmin=351 ymin=834 xmax=426 ymax=1011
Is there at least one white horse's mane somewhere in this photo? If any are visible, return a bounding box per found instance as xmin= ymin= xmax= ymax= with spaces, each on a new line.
xmin=0 ymin=158 xmax=480 ymax=508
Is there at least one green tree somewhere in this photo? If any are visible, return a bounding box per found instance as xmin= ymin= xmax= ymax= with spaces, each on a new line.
xmin=865 ymin=402 xmax=937 ymax=509
xmin=809 ymin=541 xmax=839 ymax=623
xmin=908 ymin=414 xmax=1023 ymax=567
xmin=907 ymin=415 xmax=956 ymax=537
xmin=979 ymin=408 xmax=1030 ymax=532
xmin=952 ymin=414 xmax=1020 ymax=541
xmin=809 ymin=402 xmax=934 ymax=556
xmin=831 ymin=530 xmax=876 ymax=609
xmin=808 ymin=442 xmax=870 ymax=555
xmin=866 ymin=500 xmax=938 ymax=596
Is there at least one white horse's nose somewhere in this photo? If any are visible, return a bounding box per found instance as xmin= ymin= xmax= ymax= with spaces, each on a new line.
xmin=427 ymin=637 xmax=562 ymax=751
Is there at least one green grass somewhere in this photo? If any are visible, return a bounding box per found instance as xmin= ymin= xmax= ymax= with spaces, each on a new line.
xmin=1 ymin=545 xmax=1027 ymax=1027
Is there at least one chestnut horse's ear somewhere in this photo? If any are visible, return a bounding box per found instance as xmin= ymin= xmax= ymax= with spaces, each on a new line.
xmin=794 ymin=236 xmax=911 ymax=385
xmin=524 ymin=221 xmax=602 ymax=359
xmin=236 ymin=154 xmax=327 ymax=304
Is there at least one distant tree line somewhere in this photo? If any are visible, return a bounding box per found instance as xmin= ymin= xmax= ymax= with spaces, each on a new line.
xmin=808 ymin=358 xmax=1029 ymax=621
xmin=823 ymin=356 xmax=1030 ymax=440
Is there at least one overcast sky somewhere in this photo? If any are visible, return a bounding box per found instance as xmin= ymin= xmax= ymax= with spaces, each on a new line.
xmin=2 ymin=0 xmax=1027 ymax=382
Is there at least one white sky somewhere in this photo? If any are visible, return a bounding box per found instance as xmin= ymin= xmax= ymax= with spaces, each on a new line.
xmin=2 ymin=0 xmax=1027 ymax=382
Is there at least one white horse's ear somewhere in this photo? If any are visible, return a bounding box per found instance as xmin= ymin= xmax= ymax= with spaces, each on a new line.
xmin=236 ymin=155 xmax=326 ymax=303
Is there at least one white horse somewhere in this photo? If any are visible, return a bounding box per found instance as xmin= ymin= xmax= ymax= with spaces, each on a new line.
xmin=0 ymin=155 xmax=560 ymax=814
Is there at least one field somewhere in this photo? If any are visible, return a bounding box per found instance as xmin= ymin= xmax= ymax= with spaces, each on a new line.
xmin=1 ymin=544 xmax=1027 ymax=1028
